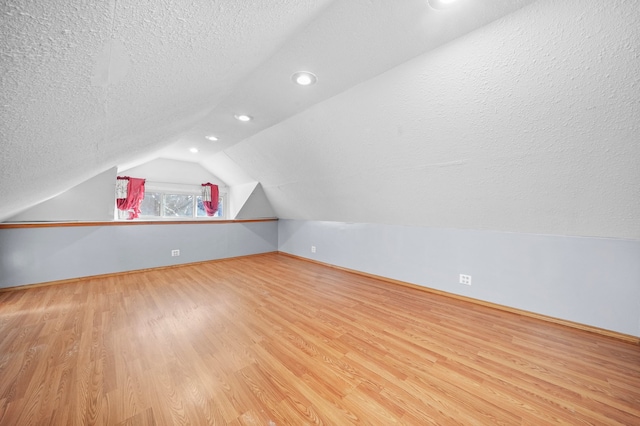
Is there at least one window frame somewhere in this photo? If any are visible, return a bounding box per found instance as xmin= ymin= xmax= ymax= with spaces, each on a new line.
xmin=131 ymin=184 xmax=227 ymax=221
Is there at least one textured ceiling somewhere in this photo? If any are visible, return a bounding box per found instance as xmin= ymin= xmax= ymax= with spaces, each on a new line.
xmin=1 ymin=0 xmax=533 ymax=220
xmin=2 ymin=0 xmax=638 ymax=239
xmin=0 ymin=0 xmax=336 ymax=218
xmin=223 ymin=0 xmax=639 ymax=238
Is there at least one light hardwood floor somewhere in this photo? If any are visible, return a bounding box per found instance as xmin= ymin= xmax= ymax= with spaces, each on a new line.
xmin=1 ymin=253 xmax=639 ymax=425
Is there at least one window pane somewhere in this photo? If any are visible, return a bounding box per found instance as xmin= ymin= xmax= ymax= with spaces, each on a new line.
xmin=196 ymin=196 xmax=207 ymax=217
xmin=196 ymin=196 xmax=223 ymax=218
xmin=163 ymin=194 xmax=193 ymax=217
xmin=140 ymin=192 xmax=161 ymax=216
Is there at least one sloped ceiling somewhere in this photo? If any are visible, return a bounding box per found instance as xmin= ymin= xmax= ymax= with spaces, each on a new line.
xmin=226 ymin=0 xmax=640 ymax=239
xmin=2 ymin=0 xmax=639 ymax=239
xmin=1 ymin=0 xmax=338 ymax=218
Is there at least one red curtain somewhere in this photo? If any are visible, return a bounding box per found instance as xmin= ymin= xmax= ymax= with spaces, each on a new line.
xmin=201 ymin=182 xmax=219 ymax=216
xmin=116 ymin=176 xmax=146 ymax=219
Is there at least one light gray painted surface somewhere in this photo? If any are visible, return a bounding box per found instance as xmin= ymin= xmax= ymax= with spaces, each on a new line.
xmin=229 ymin=182 xmax=276 ymax=220
xmin=0 ymin=221 xmax=277 ymax=288
xmin=278 ymin=219 xmax=640 ymax=337
xmin=236 ymin=183 xmax=276 ymax=220
xmin=229 ymin=0 xmax=640 ymax=239
xmin=120 ymin=158 xmax=227 ymax=188
xmin=6 ymin=167 xmax=117 ymax=222
xmin=1 ymin=0 xmax=538 ymax=221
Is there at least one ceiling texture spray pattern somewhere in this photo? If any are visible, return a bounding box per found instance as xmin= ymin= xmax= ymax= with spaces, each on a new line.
xmin=1 ymin=0 xmax=337 ymax=218
xmin=224 ymin=0 xmax=640 ymax=238
xmin=1 ymin=0 xmax=638 ymax=239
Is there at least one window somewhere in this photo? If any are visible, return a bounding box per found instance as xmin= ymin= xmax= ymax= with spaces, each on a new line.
xmin=164 ymin=194 xmax=194 ymax=217
xmin=137 ymin=191 xmax=225 ymax=220
xmin=196 ymin=196 xmax=224 ymax=218
xmin=140 ymin=192 xmax=161 ymax=216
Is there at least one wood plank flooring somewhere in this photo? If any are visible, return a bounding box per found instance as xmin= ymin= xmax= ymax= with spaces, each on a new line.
xmin=1 ymin=252 xmax=639 ymax=425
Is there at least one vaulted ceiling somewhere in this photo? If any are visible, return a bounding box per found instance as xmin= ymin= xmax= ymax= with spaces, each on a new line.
xmin=2 ymin=0 xmax=639 ymax=239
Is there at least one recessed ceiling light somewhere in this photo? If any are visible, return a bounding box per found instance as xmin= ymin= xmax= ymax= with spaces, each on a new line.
xmin=292 ymin=71 xmax=317 ymax=86
xmin=205 ymin=135 xmax=218 ymax=141
xmin=189 ymin=147 xmax=199 ymax=153
xmin=234 ymin=114 xmax=252 ymax=122
xmin=428 ymin=0 xmax=457 ymax=9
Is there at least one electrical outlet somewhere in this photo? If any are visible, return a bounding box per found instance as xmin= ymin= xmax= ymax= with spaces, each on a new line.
xmin=171 ymin=249 xmax=180 ymax=257
xmin=311 ymin=246 xmax=316 ymax=253
xmin=459 ymin=274 xmax=471 ymax=285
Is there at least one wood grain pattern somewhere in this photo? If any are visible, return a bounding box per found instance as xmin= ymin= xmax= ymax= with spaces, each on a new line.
xmin=1 ymin=253 xmax=639 ymax=425
xmin=279 ymin=252 xmax=640 ymax=344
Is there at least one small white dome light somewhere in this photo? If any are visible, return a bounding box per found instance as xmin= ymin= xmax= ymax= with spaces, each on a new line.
xmin=292 ymin=71 xmax=317 ymax=86
xmin=429 ymin=0 xmax=458 ymax=9
xmin=234 ymin=114 xmax=252 ymax=122
xmin=189 ymin=147 xmax=199 ymax=153
xmin=205 ymin=135 xmax=218 ymax=141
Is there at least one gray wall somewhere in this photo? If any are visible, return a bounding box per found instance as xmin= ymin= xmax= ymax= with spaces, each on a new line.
xmin=235 ymin=183 xmax=276 ymax=220
xmin=0 ymin=221 xmax=277 ymax=288
xmin=3 ymin=218 xmax=638 ymax=338
xmin=6 ymin=167 xmax=117 ymax=222
xmin=279 ymin=219 xmax=640 ymax=337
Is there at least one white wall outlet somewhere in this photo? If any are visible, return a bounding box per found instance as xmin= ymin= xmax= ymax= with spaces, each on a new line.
xmin=311 ymin=246 xmax=316 ymax=253
xmin=171 ymin=249 xmax=180 ymax=257
xmin=460 ymin=274 xmax=472 ymax=285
